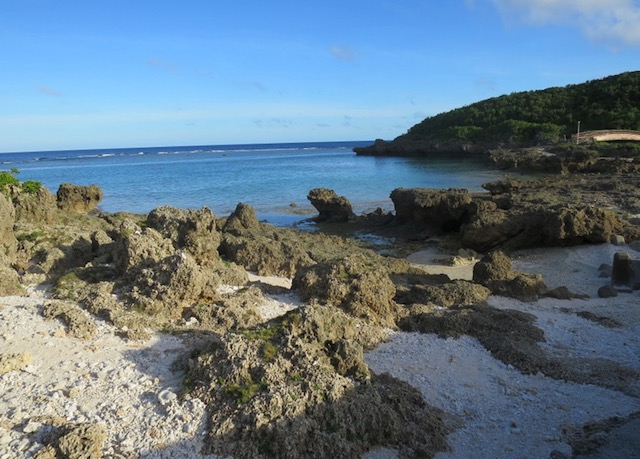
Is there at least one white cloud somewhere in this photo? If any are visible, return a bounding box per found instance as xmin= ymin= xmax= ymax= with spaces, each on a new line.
xmin=492 ymin=0 xmax=640 ymax=45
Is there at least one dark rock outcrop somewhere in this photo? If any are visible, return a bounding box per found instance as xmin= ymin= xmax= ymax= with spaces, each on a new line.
xmin=220 ymin=203 xmax=315 ymax=277
xmin=11 ymin=186 xmax=58 ymax=224
xmin=611 ymin=251 xmax=640 ymax=291
xmin=293 ymin=254 xmax=397 ymax=326
xmin=461 ymin=204 xmax=618 ymax=252
xmin=473 ymin=251 xmax=548 ymax=301
xmin=188 ymin=306 xmax=448 ymax=459
xmin=307 ymin=188 xmax=355 ymax=223
xmin=0 ymin=193 xmax=21 ymax=295
xmin=598 ymin=285 xmax=618 ymax=298
xmin=56 ymin=183 xmax=103 ymax=213
xmin=354 ymin=138 xmax=489 ymax=157
xmin=390 ymin=188 xmax=472 ymax=234
xmin=385 ymin=174 xmax=633 ymax=252
xmin=489 ymin=148 xmax=564 ymax=173
xmin=146 ymin=206 xmax=220 ymax=264
xmin=395 ymin=279 xmax=491 ymax=309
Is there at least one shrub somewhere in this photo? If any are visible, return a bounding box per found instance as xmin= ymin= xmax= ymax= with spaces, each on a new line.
xmin=21 ymin=180 xmax=42 ymax=194
xmin=0 ymin=169 xmax=43 ymax=195
xmin=0 ymin=171 xmax=20 ymax=192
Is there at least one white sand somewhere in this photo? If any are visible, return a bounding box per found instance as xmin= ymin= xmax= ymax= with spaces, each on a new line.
xmin=0 ymin=287 xmax=216 ymax=459
xmin=2 ymin=243 xmax=639 ymax=458
xmin=0 ymin=283 xmax=304 ymax=459
xmin=365 ymin=243 xmax=640 ymax=459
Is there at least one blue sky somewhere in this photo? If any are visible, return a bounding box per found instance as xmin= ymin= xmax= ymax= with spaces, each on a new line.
xmin=1 ymin=0 xmax=639 ymax=152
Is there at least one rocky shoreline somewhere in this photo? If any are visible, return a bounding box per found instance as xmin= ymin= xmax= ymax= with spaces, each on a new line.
xmin=1 ymin=164 xmax=640 ymax=457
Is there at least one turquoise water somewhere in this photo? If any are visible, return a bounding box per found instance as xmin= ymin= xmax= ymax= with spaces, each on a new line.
xmin=1 ymin=141 xmax=511 ymax=224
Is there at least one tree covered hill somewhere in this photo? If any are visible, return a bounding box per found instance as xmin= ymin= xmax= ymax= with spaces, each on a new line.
xmin=356 ymin=71 xmax=640 ymax=156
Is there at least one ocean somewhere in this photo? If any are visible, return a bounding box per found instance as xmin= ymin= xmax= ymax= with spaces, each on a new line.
xmin=1 ymin=141 xmax=511 ymax=225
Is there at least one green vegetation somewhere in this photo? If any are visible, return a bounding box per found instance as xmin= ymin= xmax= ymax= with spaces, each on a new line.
xmin=241 ymin=323 xmax=282 ymax=362
xmin=0 ymin=171 xmax=20 ymax=191
xmin=224 ymin=376 xmax=265 ymax=404
xmin=16 ymin=229 xmax=46 ymax=242
xmin=21 ymin=180 xmax=43 ymax=194
xmin=0 ymin=169 xmax=43 ymax=194
xmin=398 ymin=71 xmax=640 ymax=145
xmin=241 ymin=324 xmax=281 ymax=341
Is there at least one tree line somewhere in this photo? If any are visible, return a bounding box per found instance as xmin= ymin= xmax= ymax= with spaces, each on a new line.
xmin=399 ymin=71 xmax=640 ymax=145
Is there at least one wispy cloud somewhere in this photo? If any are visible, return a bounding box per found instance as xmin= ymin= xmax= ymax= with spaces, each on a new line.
xmin=330 ymin=44 xmax=356 ymax=62
xmin=464 ymin=0 xmax=478 ymax=9
xmin=146 ymin=56 xmax=216 ymax=79
xmin=37 ymin=85 xmax=63 ymax=97
xmin=146 ymin=57 xmax=179 ymax=73
xmin=0 ymin=103 xmax=412 ymax=131
xmin=236 ymin=80 xmax=268 ymax=93
xmin=492 ymin=0 xmax=640 ymax=45
xmin=253 ymin=118 xmax=293 ymax=129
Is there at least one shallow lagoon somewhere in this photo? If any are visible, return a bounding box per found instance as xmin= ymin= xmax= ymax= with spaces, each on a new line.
xmin=2 ymin=141 xmax=512 ymax=224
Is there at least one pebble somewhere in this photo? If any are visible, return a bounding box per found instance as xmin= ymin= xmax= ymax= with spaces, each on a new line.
xmin=0 ymin=432 xmax=12 ymax=445
xmin=158 ymin=389 xmax=178 ymax=406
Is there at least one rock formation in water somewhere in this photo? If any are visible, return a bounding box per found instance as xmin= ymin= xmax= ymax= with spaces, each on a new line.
xmin=307 ymin=188 xmax=355 ymax=223
xmin=56 ymin=183 xmax=103 ymax=214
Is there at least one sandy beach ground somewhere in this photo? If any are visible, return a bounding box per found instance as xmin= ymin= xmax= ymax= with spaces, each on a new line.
xmin=1 ymin=243 xmax=639 ymax=458
xmin=367 ymin=242 xmax=640 ymax=459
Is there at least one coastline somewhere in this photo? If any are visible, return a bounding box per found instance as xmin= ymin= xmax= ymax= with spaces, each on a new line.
xmin=1 ymin=164 xmax=640 ymax=457
xmin=1 ymin=141 xmax=515 ymax=218
xmin=2 ymin=243 xmax=639 ymax=458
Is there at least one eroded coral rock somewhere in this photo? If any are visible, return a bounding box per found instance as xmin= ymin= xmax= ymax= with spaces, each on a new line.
xmin=11 ymin=186 xmax=58 ymax=224
xmin=307 ymin=188 xmax=355 ymax=223
xmin=293 ymin=254 xmax=397 ymax=326
xmin=34 ymin=422 xmax=106 ymax=459
xmin=0 ymin=192 xmax=17 ymax=261
xmin=0 ymin=192 xmax=21 ymax=294
xmin=146 ymin=206 xmax=220 ymax=264
xmin=396 ymin=279 xmax=491 ymax=309
xmin=461 ymin=205 xmax=618 ymax=252
xmin=56 ymin=183 xmax=103 ymax=214
xmin=0 ymin=352 xmax=32 ymax=374
xmin=390 ymin=187 xmax=472 ymax=233
xmin=187 ymin=306 xmax=447 ymax=459
xmin=473 ymin=251 xmax=548 ymax=301
xmin=222 ymin=202 xmax=260 ymax=233
xmin=220 ymin=203 xmax=315 ymax=277
xmin=42 ymin=300 xmax=97 ymax=340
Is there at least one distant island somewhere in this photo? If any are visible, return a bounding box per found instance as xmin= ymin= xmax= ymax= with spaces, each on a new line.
xmin=355 ymin=71 xmax=640 ymax=157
